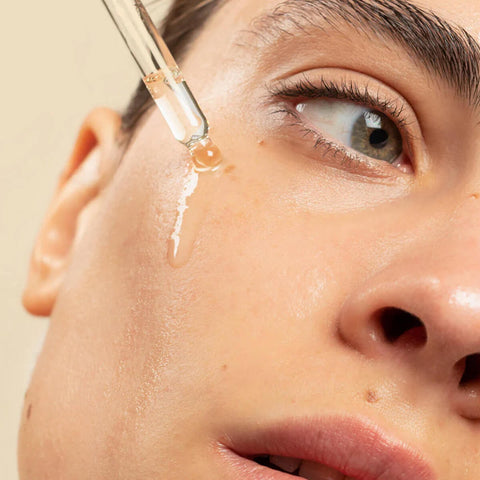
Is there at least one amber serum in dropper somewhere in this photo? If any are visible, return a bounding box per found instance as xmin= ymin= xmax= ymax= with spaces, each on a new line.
xmin=101 ymin=0 xmax=222 ymax=266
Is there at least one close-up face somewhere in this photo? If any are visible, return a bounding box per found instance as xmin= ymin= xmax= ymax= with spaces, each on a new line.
xmin=18 ymin=0 xmax=480 ymax=478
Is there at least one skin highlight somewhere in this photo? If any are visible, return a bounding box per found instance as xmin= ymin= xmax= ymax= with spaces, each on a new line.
xmin=18 ymin=1 xmax=480 ymax=479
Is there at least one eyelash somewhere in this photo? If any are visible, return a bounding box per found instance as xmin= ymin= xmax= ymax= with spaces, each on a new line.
xmin=267 ymin=75 xmax=415 ymax=174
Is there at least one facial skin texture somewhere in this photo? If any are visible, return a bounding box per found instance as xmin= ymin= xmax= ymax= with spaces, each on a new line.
xmin=18 ymin=0 xmax=480 ymax=479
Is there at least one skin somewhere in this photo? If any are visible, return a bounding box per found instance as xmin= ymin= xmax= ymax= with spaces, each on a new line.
xmin=18 ymin=0 xmax=480 ymax=478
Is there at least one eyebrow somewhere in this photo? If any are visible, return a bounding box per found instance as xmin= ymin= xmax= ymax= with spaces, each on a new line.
xmin=240 ymin=0 xmax=480 ymax=109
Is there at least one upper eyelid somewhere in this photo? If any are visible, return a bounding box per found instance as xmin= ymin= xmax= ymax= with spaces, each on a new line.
xmin=269 ymin=75 xmax=408 ymax=124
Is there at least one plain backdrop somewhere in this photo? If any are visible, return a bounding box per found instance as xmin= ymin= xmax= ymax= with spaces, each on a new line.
xmin=1 ymin=1 xmax=171 ymax=478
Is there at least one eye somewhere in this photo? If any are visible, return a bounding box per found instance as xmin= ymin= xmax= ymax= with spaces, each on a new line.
xmin=295 ymin=99 xmax=403 ymax=165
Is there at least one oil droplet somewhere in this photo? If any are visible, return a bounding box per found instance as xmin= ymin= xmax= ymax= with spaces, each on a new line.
xmin=167 ymin=141 xmax=224 ymax=268
xmin=188 ymin=136 xmax=222 ymax=171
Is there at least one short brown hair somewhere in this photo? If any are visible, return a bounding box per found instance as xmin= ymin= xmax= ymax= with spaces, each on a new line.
xmin=121 ymin=0 xmax=220 ymax=133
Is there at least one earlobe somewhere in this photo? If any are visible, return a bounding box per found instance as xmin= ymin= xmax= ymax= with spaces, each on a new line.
xmin=23 ymin=108 xmax=122 ymax=317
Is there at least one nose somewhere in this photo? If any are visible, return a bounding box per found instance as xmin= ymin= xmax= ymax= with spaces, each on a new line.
xmin=337 ymin=200 xmax=480 ymax=420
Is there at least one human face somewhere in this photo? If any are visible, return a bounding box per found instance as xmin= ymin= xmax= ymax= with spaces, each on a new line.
xmin=18 ymin=0 xmax=480 ymax=478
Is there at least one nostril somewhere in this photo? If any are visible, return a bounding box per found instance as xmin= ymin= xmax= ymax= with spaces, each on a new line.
xmin=375 ymin=307 xmax=427 ymax=347
xmin=455 ymin=354 xmax=480 ymax=420
xmin=459 ymin=353 xmax=480 ymax=386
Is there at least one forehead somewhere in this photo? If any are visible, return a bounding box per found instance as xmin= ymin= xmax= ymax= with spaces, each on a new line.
xmin=422 ymin=0 xmax=480 ymax=35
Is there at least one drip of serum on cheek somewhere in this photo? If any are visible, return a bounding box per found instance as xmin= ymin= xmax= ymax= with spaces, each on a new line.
xmin=143 ymin=71 xmax=223 ymax=268
xmin=167 ymin=164 xmax=221 ymax=268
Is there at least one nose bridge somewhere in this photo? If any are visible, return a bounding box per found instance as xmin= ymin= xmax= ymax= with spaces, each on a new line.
xmin=426 ymin=193 xmax=480 ymax=276
xmin=446 ymin=192 xmax=480 ymax=245
xmin=417 ymin=198 xmax=480 ymax=363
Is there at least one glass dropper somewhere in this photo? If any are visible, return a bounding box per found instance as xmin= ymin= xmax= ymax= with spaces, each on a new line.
xmin=101 ymin=0 xmax=221 ymax=170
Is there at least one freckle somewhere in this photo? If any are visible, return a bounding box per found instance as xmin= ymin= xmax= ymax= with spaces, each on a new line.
xmin=26 ymin=404 xmax=32 ymax=420
xmin=366 ymin=389 xmax=379 ymax=404
xmin=222 ymin=364 xmax=228 ymax=371
xmin=224 ymin=165 xmax=236 ymax=174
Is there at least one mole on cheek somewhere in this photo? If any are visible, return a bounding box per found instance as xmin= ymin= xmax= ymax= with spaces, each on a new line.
xmin=365 ymin=389 xmax=380 ymax=404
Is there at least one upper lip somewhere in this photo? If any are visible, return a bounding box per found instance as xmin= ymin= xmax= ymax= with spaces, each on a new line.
xmin=218 ymin=415 xmax=436 ymax=480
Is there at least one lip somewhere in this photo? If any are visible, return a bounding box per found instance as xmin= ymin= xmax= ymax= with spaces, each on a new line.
xmin=215 ymin=415 xmax=436 ymax=480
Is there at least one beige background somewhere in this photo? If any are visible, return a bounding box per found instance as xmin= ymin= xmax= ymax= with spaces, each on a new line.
xmin=1 ymin=1 xmax=170 ymax=478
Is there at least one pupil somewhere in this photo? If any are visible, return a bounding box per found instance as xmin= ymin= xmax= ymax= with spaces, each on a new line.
xmin=369 ymin=129 xmax=389 ymax=149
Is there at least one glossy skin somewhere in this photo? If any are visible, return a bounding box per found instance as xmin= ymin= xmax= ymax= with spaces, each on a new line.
xmin=18 ymin=0 xmax=480 ymax=478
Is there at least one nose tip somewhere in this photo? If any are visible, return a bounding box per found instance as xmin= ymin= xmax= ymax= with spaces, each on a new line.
xmin=337 ymin=268 xmax=480 ymax=420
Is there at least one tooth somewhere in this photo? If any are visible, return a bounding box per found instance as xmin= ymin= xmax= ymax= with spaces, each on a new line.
xmin=269 ymin=456 xmax=302 ymax=473
xmin=298 ymin=460 xmax=345 ymax=480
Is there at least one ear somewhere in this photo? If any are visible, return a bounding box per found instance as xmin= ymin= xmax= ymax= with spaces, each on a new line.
xmin=23 ymin=108 xmax=122 ymax=317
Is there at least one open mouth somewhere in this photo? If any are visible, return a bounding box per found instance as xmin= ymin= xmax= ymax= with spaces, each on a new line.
xmin=252 ymin=454 xmax=355 ymax=479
